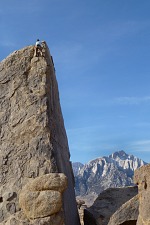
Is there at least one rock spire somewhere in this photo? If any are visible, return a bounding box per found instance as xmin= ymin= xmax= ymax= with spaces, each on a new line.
xmin=0 ymin=42 xmax=80 ymax=225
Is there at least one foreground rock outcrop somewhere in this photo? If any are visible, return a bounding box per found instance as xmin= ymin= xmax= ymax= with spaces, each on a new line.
xmin=134 ymin=164 xmax=150 ymax=225
xmin=0 ymin=42 xmax=80 ymax=225
xmin=84 ymin=186 xmax=138 ymax=225
xmin=108 ymin=194 xmax=139 ymax=225
xmin=19 ymin=173 xmax=67 ymax=220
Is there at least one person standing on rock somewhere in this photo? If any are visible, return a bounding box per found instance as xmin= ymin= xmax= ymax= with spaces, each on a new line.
xmin=34 ymin=39 xmax=43 ymax=57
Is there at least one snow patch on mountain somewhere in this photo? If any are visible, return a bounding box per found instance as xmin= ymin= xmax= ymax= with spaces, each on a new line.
xmin=72 ymin=150 xmax=147 ymax=196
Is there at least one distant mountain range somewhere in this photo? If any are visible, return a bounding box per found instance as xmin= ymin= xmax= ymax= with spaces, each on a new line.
xmin=72 ymin=150 xmax=147 ymax=196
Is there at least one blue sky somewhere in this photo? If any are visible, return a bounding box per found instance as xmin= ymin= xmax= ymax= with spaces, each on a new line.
xmin=1 ymin=0 xmax=150 ymax=163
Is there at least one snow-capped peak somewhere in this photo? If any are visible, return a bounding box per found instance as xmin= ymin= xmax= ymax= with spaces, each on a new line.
xmin=72 ymin=150 xmax=147 ymax=196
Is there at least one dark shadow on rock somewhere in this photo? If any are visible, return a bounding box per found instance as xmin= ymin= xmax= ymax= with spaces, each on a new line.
xmin=84 ymin=209 xmax=97 ymax=225
xmin=120 ymin=220 xmax=137 ymax=225
xmin=84 ymin=186 xmax=138 ymax=225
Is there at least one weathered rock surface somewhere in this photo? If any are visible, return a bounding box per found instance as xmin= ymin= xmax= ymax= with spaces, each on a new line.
xmin=108 ymin=194 xmax=139 ymax=225
xmin=0 ymin=211 xmax=64 ymax=225
xmin=84 ymin=186 xmax=138 ymax=225
xmin=20 ymin=190 xmax=62 ymax=219
xmin=76 ymin=199 xmax=87 ymax=225
xmin=134 ymin=164 xmax=150 ymax=225
xmin=0 ymin=42 xmax=80 ymax=225
xmin=19 ymin=173 xmax=67 ymax=219
xmin=31 ymin=211 xmax=64 ymax=225
xmin=21 ymin=173 xmax=68 ymax=192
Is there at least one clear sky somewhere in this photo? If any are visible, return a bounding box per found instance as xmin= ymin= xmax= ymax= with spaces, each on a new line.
xmin=1 ymin=0 xmax=150 ymax=164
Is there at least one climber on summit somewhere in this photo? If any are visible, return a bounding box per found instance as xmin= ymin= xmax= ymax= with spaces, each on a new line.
xmin=34 ymin=39 xmax=43 ymax=57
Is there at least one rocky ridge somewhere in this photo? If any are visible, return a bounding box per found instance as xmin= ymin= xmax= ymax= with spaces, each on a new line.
xmin=72 ymin=162 xmax=84 ymax=176
xmin=0 ymin=42 xmax=80 ymax=225
xmin=73 ymin=150 xmax=146 ymax=197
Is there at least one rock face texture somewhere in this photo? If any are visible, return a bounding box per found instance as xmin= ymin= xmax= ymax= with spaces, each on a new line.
xmin=108 ymin=194 xmax=139 ymax=225
xmin=0 ymin=211 xmax=64 ymax=225
xmin=0 ymin=43 xmax=80 ymax=225
xmin=76 ymin=199 xmax=87 ymax=225
xmin=74 ymin=150 xmax=146 ymax=197
xmin=134 ymin=164 xmax=150 ymax=225
xmin=84 ymin=186 xmax=138 ymax=225
xmin=19 ymin=173 xmax=67 ymax=219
